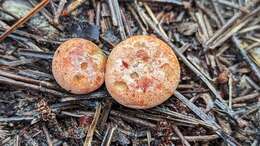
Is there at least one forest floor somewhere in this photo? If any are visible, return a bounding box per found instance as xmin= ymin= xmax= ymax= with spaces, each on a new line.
xmin=0 ymin=0 xmax=259 ymax=146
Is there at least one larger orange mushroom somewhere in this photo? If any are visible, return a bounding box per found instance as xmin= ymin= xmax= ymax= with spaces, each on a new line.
xmin=52 ymin=38 xmax=106 ymax=94
xmin=105 ymin=35 xmax=180 ymax=109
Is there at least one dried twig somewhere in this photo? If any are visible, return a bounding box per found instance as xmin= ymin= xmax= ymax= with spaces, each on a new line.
xmin=110 ymin=110 xmax=156 ymax=128
xmin=28 ymin=0 xmax=57 ymax=29
xmin=95 ymin=2 xmax=101 ymax=26
xmin=232 ymin=92 xmax=259 ymax=104
xmin=15 ymin=135 xmax=19 ymax=146
xmin=0 ymin=116 xmax=34 ymax=122
xmin=42 ymin=124 xmax=53 ymax=146
xmin=84 ymin=103 xmax=101 ymax=146
xmin=172 ymin=124 xmax=191 ymax=146
xmin=127 ymin=4 xmax=147 ymax=34
xmin=0 ymin=75 xmax=65 ymax=97
xmin=101 ymin=124 xmax=117 ymax=146
xmin=110 ymin=0 xmax=127 ymax=39
xmin=216 ymin=0 xmax=248 ymax=12
xmin=0 ymin=0 xmax=50 ymax=42
xmin=62 ymin=0 xmax=86 ymax=16
xmin=0 ymin=69 xmax=58 ymax=90
xmin=171 ymin=135 xmax=219 ymax=142
xmin=140 ymin=0 xmax=183 ymax=5
xmin=54 ymin=0 xmax=67 ymax=25
xmin=204 ymin=12 xmax=242 ymax=48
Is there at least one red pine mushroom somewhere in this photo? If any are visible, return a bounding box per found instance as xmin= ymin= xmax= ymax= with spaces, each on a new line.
xmin=105 ymin=35 xmax=180 ymax=109
xmin=52 ymin=38 xmax=106 ymax=94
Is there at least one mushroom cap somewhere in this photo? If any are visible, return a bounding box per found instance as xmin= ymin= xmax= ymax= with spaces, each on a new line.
xmin=105 ymin=35 xmax=180 ymax=109
xmin=52 ymin=38 xmax=106 ymax=94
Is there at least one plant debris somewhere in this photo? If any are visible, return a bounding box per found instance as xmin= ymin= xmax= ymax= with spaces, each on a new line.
xmin=0 ymin=0 xmax=259 ymax=146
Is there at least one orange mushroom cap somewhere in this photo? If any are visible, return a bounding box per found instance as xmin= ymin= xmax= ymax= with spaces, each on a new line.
xmin=105 ymin=35 xmax=180 ymax=109
xmin=52 ymin=38 xmax=106 ymax=94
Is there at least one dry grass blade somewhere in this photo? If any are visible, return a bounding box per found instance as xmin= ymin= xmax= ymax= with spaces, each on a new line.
xmin=209 ymin=7 xmax=260 ymax=49
xmin=204 ymin=12 xmax=242 ymax=48
xmin=153 ymin=108 xmax=214 ymax=128
xmin=84 ymin=103 xmax=101 ymax=146
xmin=174 ymin=91 xmax=241 ymax=146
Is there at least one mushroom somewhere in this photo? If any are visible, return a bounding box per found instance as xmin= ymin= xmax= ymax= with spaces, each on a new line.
xmin=105 ymin=35 xmax=180 ymax=109
xmin=52 ymin=38 xmax=106 ymax=94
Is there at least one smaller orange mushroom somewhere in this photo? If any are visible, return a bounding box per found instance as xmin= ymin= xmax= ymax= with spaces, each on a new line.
xmin=52 ymin=38 xmax=106 ymax=94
